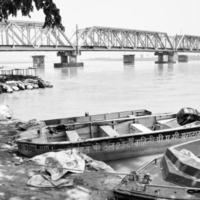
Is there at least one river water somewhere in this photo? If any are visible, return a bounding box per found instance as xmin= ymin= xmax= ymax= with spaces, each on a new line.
xmin=1 ymin=57 xmax=200 ymax=173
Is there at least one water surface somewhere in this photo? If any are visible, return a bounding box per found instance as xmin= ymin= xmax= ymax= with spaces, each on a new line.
xmin=1 ymin=59 xmax=200 ymax=172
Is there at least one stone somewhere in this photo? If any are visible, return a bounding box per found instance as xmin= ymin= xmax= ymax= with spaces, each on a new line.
xmin=37 ymin=79 xmax=46 ymax=88
xmin=16 ymin=81 xmax=25 ymax=90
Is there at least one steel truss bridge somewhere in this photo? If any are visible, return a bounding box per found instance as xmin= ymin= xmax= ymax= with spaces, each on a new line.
xmin=76 ymin=27 xmax=200 ymax=53
xmin=0 ymin=21 xmax=200 ymax=53
xmin=0 ymin=21 xmax=74 ymax=51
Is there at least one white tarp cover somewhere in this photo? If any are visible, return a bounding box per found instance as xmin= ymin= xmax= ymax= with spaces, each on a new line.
xmin=27 ymin=150 xmax=116 ymax=188
xmin=0 ymin=105 xmax=12 ymax=120
xmin=31 ymin=150 xmax=85 ymax=180
xmin=27 ymin=174 xmax=74 ymax=188
xmin=28 ymin=150 xmax=85 ymax=188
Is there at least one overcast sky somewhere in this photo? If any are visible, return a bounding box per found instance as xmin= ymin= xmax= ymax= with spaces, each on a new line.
xmin=11 ymin=0 xmax=200 ymax=37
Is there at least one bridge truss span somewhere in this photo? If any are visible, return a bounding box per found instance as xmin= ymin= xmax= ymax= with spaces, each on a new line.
xmin=175 ymin=35 xmax=200 ymax=52
xmin=0 ymin=21 xmax=74 ymax=51
xmin=76 ymin=26 xmax=174 ymax=52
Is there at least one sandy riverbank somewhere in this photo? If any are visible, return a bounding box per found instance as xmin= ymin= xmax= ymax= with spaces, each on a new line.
xmin=0 ymin=120 xmax=122 ymax=200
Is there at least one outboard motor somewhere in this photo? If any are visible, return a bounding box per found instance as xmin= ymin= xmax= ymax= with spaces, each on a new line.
xmin=177 ymin=107 xmax=200 ymax=126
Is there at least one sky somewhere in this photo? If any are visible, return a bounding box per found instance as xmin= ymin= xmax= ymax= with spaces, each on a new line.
xmin=10 ymin=0 xmax=200 ymax=37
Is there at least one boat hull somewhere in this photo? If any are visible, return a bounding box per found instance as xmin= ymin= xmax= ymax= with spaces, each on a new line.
xmin=114 ymin=139 xmax=200 ymax=200
xmin=114 ymin=190 xmax=157 ymax=200
xmin=17 ymin=126 xmax=200 ymax=161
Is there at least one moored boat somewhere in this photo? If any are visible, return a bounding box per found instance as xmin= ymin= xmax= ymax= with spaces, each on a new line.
xmin=16 ymin=107 xmax=200 ymax=161
xmin=114 ymin=138 xmax=200 ymax=200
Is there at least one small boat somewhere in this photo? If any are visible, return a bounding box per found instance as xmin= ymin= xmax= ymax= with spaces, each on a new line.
xmin=114 ymin=137 xmax=200 ymax=200
xmin=17 ymin=107 xmax=200 ymax=161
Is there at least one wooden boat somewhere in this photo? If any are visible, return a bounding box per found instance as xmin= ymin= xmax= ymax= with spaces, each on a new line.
xmin=16 ymin=108 xmax=200 ymax=161
xmin=114 ymin=138 xmax=200 ymax=200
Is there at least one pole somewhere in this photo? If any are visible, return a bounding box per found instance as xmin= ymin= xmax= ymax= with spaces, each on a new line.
xmin=76 ymin=24 xmax=79 ymax=55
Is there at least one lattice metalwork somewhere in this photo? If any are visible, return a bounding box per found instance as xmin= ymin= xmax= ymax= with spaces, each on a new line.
xmin=75 ymin=26 xmax=174 ymax=52
xmin=0 ymin=21 xmax=74 ymax=51
xmin=175 ymin=35 xmax=200 ymax=52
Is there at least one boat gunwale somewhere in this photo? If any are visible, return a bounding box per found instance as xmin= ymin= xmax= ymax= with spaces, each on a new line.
xmin=43 ymin=109 xmax=152 ymax=124
xmin=16 ymin=123 xmax=200 ymax=146
xmin=45 ymin=112 xmax=176 ymax=127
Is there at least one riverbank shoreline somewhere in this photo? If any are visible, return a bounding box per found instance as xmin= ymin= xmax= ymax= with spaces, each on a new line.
xmin=0 ymin=74 xmax=53 ymax=94
xmin=0 ymin=119 xmax=122 ymax=200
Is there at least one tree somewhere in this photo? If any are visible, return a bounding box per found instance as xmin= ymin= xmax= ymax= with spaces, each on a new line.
xmin=0 ymin=0 xmax=64 ymax=30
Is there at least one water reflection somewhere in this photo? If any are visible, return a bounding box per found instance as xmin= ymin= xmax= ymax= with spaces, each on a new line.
xmin=167 ymin=63 xmax=174 ymax=73
xmin=123 ymin=64 xmax=135 ymax=68
xmin=155 ymin=63 xmax=174 ymax=76
xmin=123 ymin=64 xmax=135 ymax=73
xmin=36 ymin=66 xmax=45 ymax=76
xmin=156 ymin=63 xmax=164 ymax=76
xmin=61 ymin=67 xmax=83 ymax=78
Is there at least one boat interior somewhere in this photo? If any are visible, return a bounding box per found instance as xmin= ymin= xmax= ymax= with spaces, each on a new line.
xmin=21 ymin=107 xmax=200 ymax=144
xmin=28 ymin=109 xmax=193 ymax=143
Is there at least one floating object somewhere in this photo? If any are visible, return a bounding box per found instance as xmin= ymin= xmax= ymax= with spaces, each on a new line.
xmin=114 ymin=138 xmax=200 ymax=200
xmin=17 ymin=108 xmax=200 ymax=161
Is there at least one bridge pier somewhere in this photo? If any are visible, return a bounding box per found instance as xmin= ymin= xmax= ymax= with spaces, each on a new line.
xmin=155 ymin=52 xmax=176 ymax=64
xmin=54 ymin=51 xmax=84 ymax=68
xmin=32 ymin=55 xmax=45 ymax=67
xmin=178 ymin=55 xmax=188 ymax=62
xmin=155 ymin=52 xmax=165 ymax=64
xmin=123 ymin=54 xmax=135 ymax=65
xmin=168 ymin=52 xmax=176 ymax=63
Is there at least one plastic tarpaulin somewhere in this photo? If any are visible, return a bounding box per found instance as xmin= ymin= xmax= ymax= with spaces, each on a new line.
xmin=28 ymin=150 xmax=85 ymax=187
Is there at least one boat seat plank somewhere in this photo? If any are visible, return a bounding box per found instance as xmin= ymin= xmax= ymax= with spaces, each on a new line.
xmin=158 ymin=118 xmax=180 ymax=128
xmin=130 ymin=123 xmax=152 ymax=133
xmin=66 ymin=130 xmax=81 ymax=142
xmin=99 ymin=125 xmax=119 ymax=137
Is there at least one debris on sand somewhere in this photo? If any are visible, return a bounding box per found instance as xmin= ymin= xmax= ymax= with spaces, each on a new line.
xmin=27 ymin=150 xmax=117 ymax=188
xmin=0 ymin=109 xmax=122 ymax=200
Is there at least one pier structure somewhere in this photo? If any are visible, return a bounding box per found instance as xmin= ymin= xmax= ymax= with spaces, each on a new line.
xmin=54 ymin=51 xmax=83 ymax=68
xmin=123 ymin=55 xmax=135 ymax=65
xmin=0 ymin=21 xmax=200 ymax=67
xmin=155 ymin=52 xmax=176 ymax=64
xmin=178 ymin=55 xmax=188 ymax=62
xmin=32 ymin=55 xmax=45 ymax=67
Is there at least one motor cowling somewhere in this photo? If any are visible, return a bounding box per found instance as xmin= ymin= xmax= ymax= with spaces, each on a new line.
xmin=177 ymin=107 xmax=200 ymax=126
